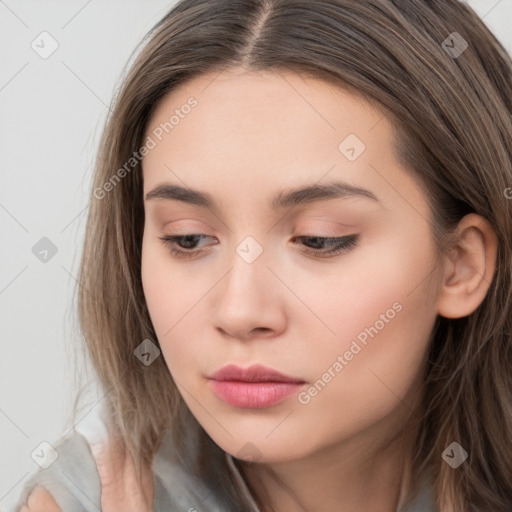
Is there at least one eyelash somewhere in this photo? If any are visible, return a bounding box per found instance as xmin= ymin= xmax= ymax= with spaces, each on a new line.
xmin=158 ymin=233 xmax=359 ymax=259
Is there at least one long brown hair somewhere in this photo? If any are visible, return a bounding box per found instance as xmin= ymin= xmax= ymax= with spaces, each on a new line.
xmin=74 ymin=1 xmax=512 ymax=510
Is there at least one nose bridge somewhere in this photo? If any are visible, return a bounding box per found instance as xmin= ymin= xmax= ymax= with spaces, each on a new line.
xmin=212 ymin=232 xmax=284 ymax=338
xmin=223 ymin=233 xmax=269 ymax=303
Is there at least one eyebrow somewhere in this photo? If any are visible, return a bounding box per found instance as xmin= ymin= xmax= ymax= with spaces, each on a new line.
xmin=144 ymin=181 xmax=380 ymax=212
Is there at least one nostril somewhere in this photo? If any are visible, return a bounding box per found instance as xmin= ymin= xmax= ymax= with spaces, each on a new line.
xmin=253 ymin=327 xmax=272 ymax=335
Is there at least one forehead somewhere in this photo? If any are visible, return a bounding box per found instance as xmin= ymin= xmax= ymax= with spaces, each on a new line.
xmin=141 ymin=69 xmax=427 ymax=217
xmin=144 ymin=69 xmax=386 ymax=147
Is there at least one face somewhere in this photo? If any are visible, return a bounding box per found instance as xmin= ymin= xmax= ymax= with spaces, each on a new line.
xmin=141 ymin=69 xmax=441 ymax=464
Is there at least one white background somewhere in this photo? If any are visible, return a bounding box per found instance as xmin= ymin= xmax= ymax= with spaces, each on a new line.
xmin=1 ymin=0 xmax=511 ymax=508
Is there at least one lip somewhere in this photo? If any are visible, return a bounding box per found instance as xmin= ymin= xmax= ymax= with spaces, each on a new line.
xmin=207 ymin=364 xmax=306 ymax=409
xmin=209 ymin=363 xmax=304 ymax=383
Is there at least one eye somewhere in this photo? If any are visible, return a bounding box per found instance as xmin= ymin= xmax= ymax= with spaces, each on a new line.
xmin=291 ymin=234 xmax=359 ymax=258
xmin=158 ymin=233 xmax=359 ymax=259
xmin=158 ymin=234 xmax=214 ymax=259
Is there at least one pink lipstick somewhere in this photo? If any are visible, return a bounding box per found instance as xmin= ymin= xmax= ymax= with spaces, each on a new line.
xmin=207 ymin=364 xmax=306 ymax=408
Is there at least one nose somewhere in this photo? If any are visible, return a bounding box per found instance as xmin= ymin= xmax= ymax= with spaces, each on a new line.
xmin=212 ymin=247 xmax=287 ymax=341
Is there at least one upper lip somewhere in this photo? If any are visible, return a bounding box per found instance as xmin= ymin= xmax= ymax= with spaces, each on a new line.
xmin=208 ymin=364 xmax=305 ymax=383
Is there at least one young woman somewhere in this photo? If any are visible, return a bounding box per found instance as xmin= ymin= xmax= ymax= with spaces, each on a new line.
xmin=11 ymin=0 xmax=512 ymax=511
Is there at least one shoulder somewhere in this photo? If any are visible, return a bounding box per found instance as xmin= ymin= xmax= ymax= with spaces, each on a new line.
xmin=11 ymin=426 xmax=154 ymax=512
xmin=10 ymin=403 xmax=110 ymax=512
xmin=11 ymin=429 xmax=103 ymax=512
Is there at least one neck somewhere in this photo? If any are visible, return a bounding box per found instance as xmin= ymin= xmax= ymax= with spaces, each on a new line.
xmin=238 ymin=410 xmax=421 ymax=512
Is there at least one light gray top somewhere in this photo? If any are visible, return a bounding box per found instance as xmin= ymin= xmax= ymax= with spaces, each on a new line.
xmin=7 ymin=405 xmax=437 ymax=512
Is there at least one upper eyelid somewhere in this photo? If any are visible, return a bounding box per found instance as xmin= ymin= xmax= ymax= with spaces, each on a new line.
xmin=149 ymin=203 xmax=368 ymax=237
xmin=159 ymin=217 xmax=358 ymax=233
xmin=159 ymin=234 xmax=359 ymax=261
xmin=159 ymin=233 xmax=358 ymax=246
xmin=160 ymin=232 xmax=355 ymax=240
xmin=160 ymin=233 xmax=357 ymax=247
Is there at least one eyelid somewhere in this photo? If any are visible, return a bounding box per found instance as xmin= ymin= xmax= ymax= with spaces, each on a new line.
xmin=295 ymin=217 xmax=358 ymax=232
xmin=158 ymin=232 xmax=359 ymax=260
xmin=294 ymin=227 xmax=356 ymax=239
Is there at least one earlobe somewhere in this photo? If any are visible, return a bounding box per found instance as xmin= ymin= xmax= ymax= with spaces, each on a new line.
xmin=436 ymin=213 xmax=498 ymax=319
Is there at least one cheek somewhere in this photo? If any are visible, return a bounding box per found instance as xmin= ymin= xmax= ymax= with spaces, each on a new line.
xmin=141 ymin=236 xmax=170 ymax=328
xmin=297 ymin=230 xmax=438 ymax=426
xmin=302 ymin=235 xmax=431 ymax=344
xmin=140 ymin=234 xmax=210 ymax=375
xmin=141 ymin=234 xmax=178 ymax=346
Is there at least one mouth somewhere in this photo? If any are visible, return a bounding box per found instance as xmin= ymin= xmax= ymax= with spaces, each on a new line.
xmin=207 ymin=364 xmax=306 ymax=408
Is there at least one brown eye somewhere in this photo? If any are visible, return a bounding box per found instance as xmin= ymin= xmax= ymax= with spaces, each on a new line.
xmin=292 ymin=235 xmax=359 ymax=257
xmin=158 ymin=234 xmax=215 ymax=259
xmin=158 ymin=233 xmax=359 ymax=260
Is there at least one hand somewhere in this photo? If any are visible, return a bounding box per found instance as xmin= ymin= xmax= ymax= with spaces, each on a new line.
xmin=89 ymin=434 xmax=154 ymax=512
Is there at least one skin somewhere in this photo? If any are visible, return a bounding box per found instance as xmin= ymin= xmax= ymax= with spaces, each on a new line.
xmin=22 ymin=435 xmax=154 ymax=512
xmin=140 ymin=69 xmax=498 ymax=512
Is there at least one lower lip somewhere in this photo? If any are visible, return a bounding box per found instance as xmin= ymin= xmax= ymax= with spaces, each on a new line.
xmin=209 ymin=380 xmax=304 ymax=408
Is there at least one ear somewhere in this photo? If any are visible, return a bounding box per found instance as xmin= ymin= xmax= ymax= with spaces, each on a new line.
xmin=437 ymin=213 xmax=498 ymax=319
